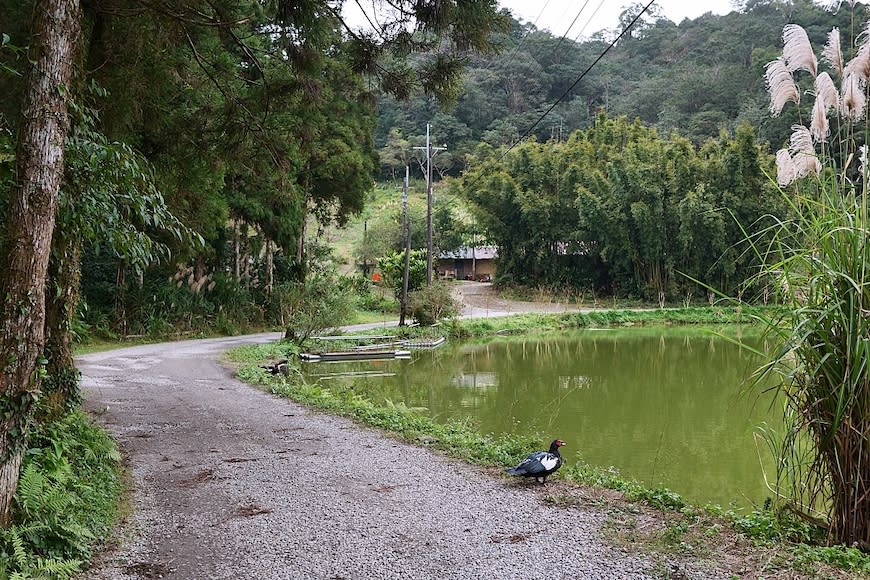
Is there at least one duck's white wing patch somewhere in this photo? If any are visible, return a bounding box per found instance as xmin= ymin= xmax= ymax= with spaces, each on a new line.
xmin=540 ymin=454 xmax=559 ymax=470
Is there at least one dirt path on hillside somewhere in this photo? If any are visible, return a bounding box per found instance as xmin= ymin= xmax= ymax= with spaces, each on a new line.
xmin=77 ymin=292 xmax=734 ymax=579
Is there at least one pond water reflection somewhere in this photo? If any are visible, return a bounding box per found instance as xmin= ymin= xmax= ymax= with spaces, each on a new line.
xmin=303 ymin=327 xmax=778 ymax=508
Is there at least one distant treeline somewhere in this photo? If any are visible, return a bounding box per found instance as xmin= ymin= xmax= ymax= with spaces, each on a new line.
xmin=378 ymin=0 xmax=850 ymax=179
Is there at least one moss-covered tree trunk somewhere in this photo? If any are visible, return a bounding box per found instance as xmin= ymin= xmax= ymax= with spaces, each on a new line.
xmin=41 ymin=233 xmax=83 ymax=422
xmin=0 ymin=0 xmax=80 ymax=526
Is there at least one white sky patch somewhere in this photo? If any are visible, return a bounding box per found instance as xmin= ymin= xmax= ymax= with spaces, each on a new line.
xmin=497 ymin=0 xmax=737 ymax=39
xmin=343 ymin=1 xmax=737 ymax=41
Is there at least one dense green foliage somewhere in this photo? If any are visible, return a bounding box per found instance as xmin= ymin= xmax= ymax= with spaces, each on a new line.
xmin=378 ymin=249 xmax=428 ymax=297
xmin=0 ymin=0 xmax=508 ymax=339
xmin=0 ymin=412 xmax=122 ymax=579
xmin=407 ymin=282 xmax=460 ymax=324
xmin=278 ymin=264 xmax=355 ymax=345
xmin=375 ymin=0 xmax=854 ymax=177
xmin=454 ymin=115 xmax=785 ymax=300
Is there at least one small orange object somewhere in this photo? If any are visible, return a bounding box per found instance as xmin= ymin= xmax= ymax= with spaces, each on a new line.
xmin=372 ymin=272 xmax=382 ymax=282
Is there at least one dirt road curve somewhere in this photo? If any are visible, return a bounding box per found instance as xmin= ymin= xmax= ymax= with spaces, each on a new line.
xmin=79 ymin=298 xmax=727 ymax=579
xmin=454 ymin=282 xmax=586 ymax=318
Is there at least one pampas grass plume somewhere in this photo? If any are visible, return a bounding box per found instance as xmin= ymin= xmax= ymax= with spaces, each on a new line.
xmin=811 ymin=94 xmax=830 ymax=142
xmin=840 ymin=73 xmax=867 ymax=121
xmin=790 ymin=124 xmax=815 ymax=154
xmin=766 ymin=58 xmax=800 ymax=115
xmin=783 ymin=24 xmax=818 ymax=76
xmin=794 ymin=152 xmax=822 ymax=179
xmin=776 ymin=149 xmax=797 ymax=186
xmin=845 ymin=21 xmax=870 ymax=81
xmin=822 ymin=28 xmax=843 ymax=78
xmin=814 ymin=72 xmax=839 ymax=110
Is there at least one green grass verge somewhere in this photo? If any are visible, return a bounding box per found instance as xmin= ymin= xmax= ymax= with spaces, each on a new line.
xmin=0 ymin=411 xmax=123 ymax=579
xmin=448 ymin=306 xmax=775 ymax=339
xmin=234 ymin=352 xmax=540 ymax=466
xmin=346 ymin=309 xmax=399 ymax=325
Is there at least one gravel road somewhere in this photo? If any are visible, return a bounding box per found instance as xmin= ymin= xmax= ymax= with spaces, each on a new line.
xmin=453 ymin=281 xmax=586 ymax=318
xmin=79 ymin=312 xmax=731 ymax=579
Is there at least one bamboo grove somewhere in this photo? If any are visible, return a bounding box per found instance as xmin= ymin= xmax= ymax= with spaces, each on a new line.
xmin=454 ymin=115 xmax=787 ymax=303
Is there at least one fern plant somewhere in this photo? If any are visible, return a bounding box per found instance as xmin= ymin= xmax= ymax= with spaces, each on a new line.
xmin=12 ymin=462 xmax=94 ymax=559
xmin=0 ymin=412 xmax=121 ymax=579
xmin=0 ymin=525 xmax=82 ymax=580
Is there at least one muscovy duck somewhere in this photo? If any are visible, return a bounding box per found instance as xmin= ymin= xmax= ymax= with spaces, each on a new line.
xmin=506 ymin=439 xmax=565 ymax=484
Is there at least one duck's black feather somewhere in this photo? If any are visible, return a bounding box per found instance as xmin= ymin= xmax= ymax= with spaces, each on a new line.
xmin=505 ymin=439 xmax=565 ymax=484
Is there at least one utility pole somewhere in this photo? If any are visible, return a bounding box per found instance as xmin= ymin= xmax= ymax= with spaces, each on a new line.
xmin=361 ymin=219 xmax=369 ymax=278
xmin=414 ymin=123 xmax=446 ymax=286
xmin=400 ymin=166 xmax=411 ymax=326
xmin=471 ymin=220 xmax=477 ymax=281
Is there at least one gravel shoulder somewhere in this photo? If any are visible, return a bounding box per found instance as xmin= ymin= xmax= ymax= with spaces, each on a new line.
xmin=79 ymin=286 xmax=730 ymax=579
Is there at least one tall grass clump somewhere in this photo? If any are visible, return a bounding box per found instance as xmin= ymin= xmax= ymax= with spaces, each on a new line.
xmin=755 ymin=6 xmax=870 ymax=548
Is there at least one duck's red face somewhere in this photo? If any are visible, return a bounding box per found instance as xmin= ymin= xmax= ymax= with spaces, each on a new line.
xmin=555 ymin=439 xmax=565 ymax=447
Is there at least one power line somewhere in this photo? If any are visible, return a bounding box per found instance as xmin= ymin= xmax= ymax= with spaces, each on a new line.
xmin=573 ymin=0 xmax=607 ymax=43
xmin=499 ymin=0 xmax=657 ymax=161
xmin=540 ymin=0 xmax=592 ymax=64
xmin=436 ymin=0 xmax=657 ymax=210
xmin=495 ymin=0 xmax=554 ymax=81
xmin=509 ymin=0 xmax=552 ymax=55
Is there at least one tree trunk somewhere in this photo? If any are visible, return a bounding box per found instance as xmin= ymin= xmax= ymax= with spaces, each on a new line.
xmin=0 ymin=0 xmax=80 ymax=527
xmin=241 ymin=222 xmax=250 ymax=289
xmin=115 ymin=259 xmax=127 ymax=335
xmin=41 ymin=234 xmax=83 ymax=423
xmin=296 ymin=211 xmax=306 ymax=265
xmin=233 ymin=218 xmax=240 ymax=284
xmin=265 ymin=238 xmax=274 ymax=298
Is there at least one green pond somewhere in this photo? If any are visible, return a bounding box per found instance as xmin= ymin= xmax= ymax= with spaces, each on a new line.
xmin=303 ymin=327 xmax=780 ymax=508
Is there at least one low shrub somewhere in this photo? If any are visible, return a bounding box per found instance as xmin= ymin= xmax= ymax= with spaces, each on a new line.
xmin=276 ymin=271 xmax=354 ymax=345
xmin=408 ymin=282 xmax=459 ymax=325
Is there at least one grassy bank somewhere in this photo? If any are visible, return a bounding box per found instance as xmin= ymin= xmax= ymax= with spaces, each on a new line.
xmin=227 ymin=313 xmax=870 ymax=578
xmin=0 ymin=411 xmax=123 ymax=579
xmin=448 ymin=306 xmax=771 ymax=338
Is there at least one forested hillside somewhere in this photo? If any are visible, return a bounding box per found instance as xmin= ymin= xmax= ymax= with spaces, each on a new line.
xmin=377 ymin=0 xmax=854 ymax=178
